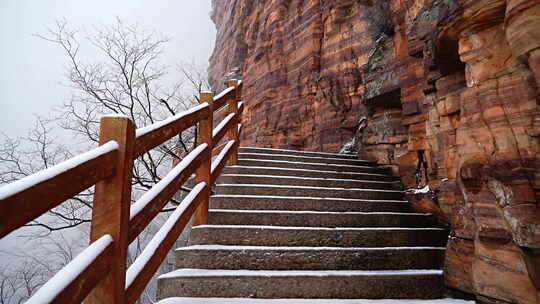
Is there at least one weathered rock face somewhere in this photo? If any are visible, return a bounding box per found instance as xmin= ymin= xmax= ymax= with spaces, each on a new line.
xmin=209 ymin=0 xmax=540 ymax=303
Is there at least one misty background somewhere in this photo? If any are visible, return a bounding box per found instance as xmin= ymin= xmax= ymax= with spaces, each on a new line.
xmin=0 ymin=0 xmax=216 ymax=272
xmin=0 ymin=0 xmax=216 ymax=138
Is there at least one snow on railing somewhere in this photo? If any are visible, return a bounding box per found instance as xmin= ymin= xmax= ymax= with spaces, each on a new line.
xmin=26 ymin=235 xmax=113 ymax=304
xmin=130 ymin=143 xmax=208 ymax=220
xmin=125 ymin=182 xmax=207 ymax=302
xmin=213 ymin=112 xmax=236 ymax=138
xmin=0 ymin=141 xmax=118 ymax=200
xmin=211 ymin=140 xmax=236 ymax=174
xmin=135 ymin=102 xmax=210 ymax=138
xmin=0 ymin=79 xmax=244 ymax=304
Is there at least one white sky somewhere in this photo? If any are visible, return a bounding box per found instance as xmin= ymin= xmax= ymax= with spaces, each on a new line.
xmin=0 ymin=0 xmax=216 ymax=138
xmin=0 ymin=0 xmax=216 ymax=264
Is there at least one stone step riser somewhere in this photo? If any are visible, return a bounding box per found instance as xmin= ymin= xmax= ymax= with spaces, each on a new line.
xmin=237 ymin=153 xmax=373 ymax=166
xmin=189 ymin=227 xmax=449 ymax=247
xmin=238 ymin=159 xmax=389 ymax=174
xmin=215 ymin=185 xmax=404 ymax=200
xmin=210 ymin=196 xmax=411 ymax=212
xmin=223 ymin=167 xmax=398 ymax=181
xmin=208 ymin=211 xmax=436 ymax=228
xmin=175 ymin=247 xmax=446 ymax=270
xmin=157 ymin=273 xmax=445 ymax=299
xmin=239 ymin=147 xmax=358 ymax=160
xmin=217 ymin=175 xmax=402 ymax=190
xmin=155 ymin=298 xmax=472 ymax=304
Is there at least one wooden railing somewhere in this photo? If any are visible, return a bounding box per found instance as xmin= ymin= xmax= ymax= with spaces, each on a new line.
xmin=0 ymin=80 xmax=244 ymax=304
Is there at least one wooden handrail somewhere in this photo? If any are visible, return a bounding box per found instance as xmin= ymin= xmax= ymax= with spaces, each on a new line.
xmin=0 ymin=80 xmax=244 ymax=303
xmin=26 ymin=235 xmax=114 ymax=304
xmin=0 ymin=141 xmax=119 ymax=238
xmin=133 ymin=103 xmax=211 ymax=158
xmin=125 ymin=182 xmax=209 ymax=304
xmin=127 ymin=143 xmax=209 ymax=244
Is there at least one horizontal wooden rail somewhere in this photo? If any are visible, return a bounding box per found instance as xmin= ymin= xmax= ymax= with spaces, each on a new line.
xmin=133 ymin=103 xmax=210 ymax=158
xmin=238 ymin=123 xmax=243 ymax=135
xmin=128 ymin=143 xmax=209 ymax=243
xmin=125 ymin=182 xmax=209 ymax=304
xmin=0 ymin=78 xmax=244 ymax=304
xmin=0 ymin=141 xmax=119 ymax=238
xmin=212 ymin=113 xmax=237 ymax=145
xmin=238 ymin=101 xmax=244 ymax=115
xmin=212 ymin=84 xmax=238 ymax=111
xmin=26 ymin=235 xmax=114 ymax=304
xmin=211 ymin=140 xmax=238 ymax=183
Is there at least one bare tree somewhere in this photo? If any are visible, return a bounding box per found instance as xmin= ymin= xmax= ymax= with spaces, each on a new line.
xmin=0 ymin=260 xmax=50 ymax=304
xmin=0 ymin=18 xmax=212 ymax=303
xmin=3 ymin=18 xmax=211 ymax=233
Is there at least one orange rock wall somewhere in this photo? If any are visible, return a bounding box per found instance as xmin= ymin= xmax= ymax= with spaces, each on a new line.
xmin=209 ymin=1 xmax=540 ymax=303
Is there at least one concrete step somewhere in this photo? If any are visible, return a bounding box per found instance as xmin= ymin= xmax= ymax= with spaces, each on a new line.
xmin=223 ymin=166 xmax=398 ymax=182
xmin=188 ymin=225 xmax=449 ymax=247
xmin=215 ymin=184 xmax=404 ymax=200
xmin=238 ymin=159 xmax=389 ymax=174
xmin=157 ymin=269 xmax=445 ymax=299
xmin=217 ymin=174 xmax=402 ymax=190
xmin=157 ymin=298 xmax=474 ymax=304
xmin=208 ymin=209 xmax=436 ymax=228
xmin=237 ymin=152 xmax=374 ymax=166
xmin=175 ymin=245 xmax=446 ymax=270
xmin=210 ymin=195 xmax=411 ymax=213
xmin=239 ymin=147 xmax=358 ymax=160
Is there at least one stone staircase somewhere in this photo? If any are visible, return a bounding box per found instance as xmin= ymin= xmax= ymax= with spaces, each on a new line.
xmin=156 ymin=147 xmax=460 ymax=303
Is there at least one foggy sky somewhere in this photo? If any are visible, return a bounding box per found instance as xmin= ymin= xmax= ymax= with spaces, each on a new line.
xmin=0 ymin=0 xmax=216 ymax=263
xmin=0 ymin=0 xmax=216 ymax=138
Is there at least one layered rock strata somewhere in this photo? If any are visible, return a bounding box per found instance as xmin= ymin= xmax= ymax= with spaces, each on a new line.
xmin=209 ymin=1 xmax=540 ymax=303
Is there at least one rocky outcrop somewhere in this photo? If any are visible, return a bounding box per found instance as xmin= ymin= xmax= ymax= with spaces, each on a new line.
xmin=209 ymin=0 xmax=540 ymax=303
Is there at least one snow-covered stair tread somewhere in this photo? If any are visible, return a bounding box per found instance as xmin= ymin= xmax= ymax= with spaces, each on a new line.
xmin=157 ymin=147 xmax=453 ymax=301
xmin=160 ymin=269 xmax=444 ymax=277
xmin=158 ymin=298 xmax=474 ymax=304
xmin=157 ymin=269 xmax=446 ymax=299
xmin=207 ymin=209 xmax=436 ymax=228
xmin=174 ymin=245 xmax=445 ymax=270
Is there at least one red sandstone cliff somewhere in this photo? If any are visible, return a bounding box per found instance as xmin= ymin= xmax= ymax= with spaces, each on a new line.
xmin=209 ymin=1 xmax=540 ymax=303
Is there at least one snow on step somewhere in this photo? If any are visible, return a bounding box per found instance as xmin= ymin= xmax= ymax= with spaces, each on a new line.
xmin=238 ymin=152 xmax=372 ymax=163
xmin=239 ymin=158 xmax=376 ymax=169
xmin=211 ymin=195 xmax=407 ymax=203
xmin=209 ymin=209 xmax=430 ymax=216
xmin=159 ymin=268 xmax=443 ymax=279
xmin=176 ymin=245 xmax=446 ymax=251
xmin=158 ymin=298 xmax=474 ymax=304
xmin=193 ymin=225 xmax=445 ymax=231
xmin=216 ymin=184 xmax=403 ymax=193
xmin=227 ymin=166 xmax=392 ymax=176
xmin=240 ymin=146 xmax=357 ymax=157
xmin=220 ymin=174 xmax=399 ymax=184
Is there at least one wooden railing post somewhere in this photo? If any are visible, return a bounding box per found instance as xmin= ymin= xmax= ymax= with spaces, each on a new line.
xmin=194 ymin=92 xmax=213 ymax=226
xmin=227 ymin=79 xmax=240 ymax=165
xmin=87 ymin=115 xmax=135 ymax=304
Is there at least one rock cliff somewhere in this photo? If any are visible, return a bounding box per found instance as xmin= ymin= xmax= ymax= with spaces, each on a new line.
xmin=209 ymin=1 xmax=540 ymax=303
